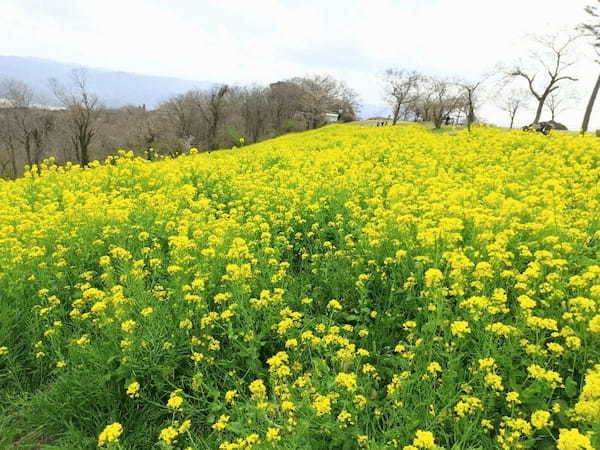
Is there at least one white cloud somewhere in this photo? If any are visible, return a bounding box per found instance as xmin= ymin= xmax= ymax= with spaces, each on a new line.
xmin=0 ymin=0 xmax=597 ymax=129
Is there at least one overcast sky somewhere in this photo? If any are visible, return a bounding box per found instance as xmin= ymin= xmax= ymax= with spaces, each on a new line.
xmin=1 ymin=0 xmax=598 ymax=129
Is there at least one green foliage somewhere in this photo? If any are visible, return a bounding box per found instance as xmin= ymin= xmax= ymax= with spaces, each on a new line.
xmin=0 ymin=125 xmax=600 ymax=448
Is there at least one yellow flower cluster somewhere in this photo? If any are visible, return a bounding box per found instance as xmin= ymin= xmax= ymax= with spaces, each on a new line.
xmin=2 ymin=124 xmax=600 ymax=448
xmin=98 ymin=422 xmax=123 ymax=447
xmin=571 ymin=365 xmax=600 ymax=422
xmin=126 ymin=381 xmax=140 ymax=398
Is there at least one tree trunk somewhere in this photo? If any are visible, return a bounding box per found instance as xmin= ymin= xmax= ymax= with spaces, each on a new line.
xmin=581 ymin=73 xmax=600 ymax=134
xmin=9 ymin=146 xmax=17 ymax=178
xmin=81 ymin=146 xmax=89 ymax=166
xmin=467 ymin=105 xmax=475 ymax=132
xmin=423 ymin=108 xmax=430 ymax=122
xmin=24 ymin=134 xmax=32 ymax=166
xmin=80 ymin=138 xmax=89 ymax=166
xmin=533 ymin=97 xmax=546 ymax=124
xmin=392 ymin=103 xmax=401 ymax=125
xmin=509 ymin=114 xmax=515 ymax=129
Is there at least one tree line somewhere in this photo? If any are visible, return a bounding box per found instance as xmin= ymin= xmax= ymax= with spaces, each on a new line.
xmin=380 ymin=69 xmax=484 ymax=131
xmin=0 ymin=72 xmax=359 ymax=178
xmin=381 ymin=2 xmax=600 ymax=133
xmin=2 ymin=2 xmax=600 ymax=179
xmin=380 ymin=33 xmax=582 ymax=132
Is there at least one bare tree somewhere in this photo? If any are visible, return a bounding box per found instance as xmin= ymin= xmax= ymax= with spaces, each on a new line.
xmin=0 ymin=145 xmax=11 ymax=178
xmin=263 ymin=76 xmax=358 ymax=133
xmin=458 ymin=76 xmax=489 ymax=132
xmin=160 ymin=85 xmax=232 ymax=150
xmin=333 ymin=81 xmax=360 ymax=122
xmin=128 ymin=106 xmax=163 ymax=158
xmin=508 ymin=33 xmax=580 ymax=124
xmin=579 ymin=2 xmax=600 ymax=133
xmin=50 ymin=69 xmax=101 ymax=166
xmin=292 ymin=75 xmax=341 ymax=129
xmin=267 ymin=81 xmax=306 ymax=132
xmin=0 ymin=72 xmax=362 ymax=175
xmin=546 ymin=88 xmax=580 ymax=121
xmin=159 ymin=90 xmax=204 ymax=148
xmin=0 ymin=79 xmax=55 ymax=174
xmin=240 ymin=86 xmax=270 ymax=143
xmin=496 ymin=88 xmax=529 ymax=128
xmin=425 ymin=77 xmax=464 ymax=129
xmin=409 ymin=86 xmax=435 ymax=122
xmin=1 ymin=79 xmax=34 ymax=107
xmin=0 ymin=80 xmax=30 ymax=176
xmin=200 ymin=85 xmax=230 ymax=150
xmin=381 ymin=69 xmax=421 ymax=125
xmin=94 ymin=105 xmax=165 ymax=160
xmin=0 ymin=109 xmax=19 ymax=177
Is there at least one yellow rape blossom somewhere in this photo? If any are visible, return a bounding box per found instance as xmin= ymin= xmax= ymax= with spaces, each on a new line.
xmin=98 ymin=422 xmax=123 ymax=447
xmin=126 ymin=381 xmax=140 ymax=398
xmin=556 ymin=428 xmax=594 ymax=450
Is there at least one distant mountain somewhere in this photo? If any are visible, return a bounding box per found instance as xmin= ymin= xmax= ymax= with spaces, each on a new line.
xmin=0 ymin=56 xmax=215 ymax=109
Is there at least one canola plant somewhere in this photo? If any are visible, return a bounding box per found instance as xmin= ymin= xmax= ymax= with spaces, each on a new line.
xmin=0 ymin=124 xmax=599 ymax=449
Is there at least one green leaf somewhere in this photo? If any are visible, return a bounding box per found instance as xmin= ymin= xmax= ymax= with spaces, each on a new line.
xmin=565 ymin=376 xmax=578 ymax=398
xmin=227 ymin=421 xmax=244 ymax=435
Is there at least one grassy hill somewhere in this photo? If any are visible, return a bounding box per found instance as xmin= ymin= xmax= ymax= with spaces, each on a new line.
xmin=1 ymin=124 xmax=600 ymax=448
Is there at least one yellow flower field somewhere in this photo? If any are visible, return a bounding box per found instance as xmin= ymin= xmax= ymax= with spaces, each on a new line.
xmin=1 ymin=124 xmax=600 ymax=449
